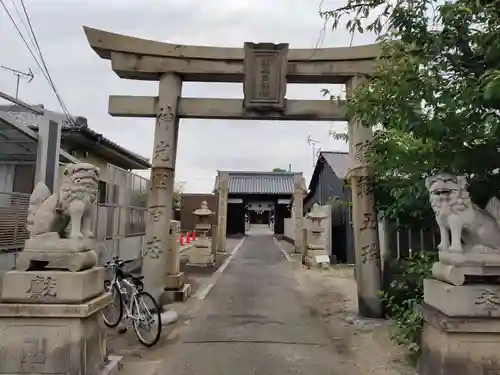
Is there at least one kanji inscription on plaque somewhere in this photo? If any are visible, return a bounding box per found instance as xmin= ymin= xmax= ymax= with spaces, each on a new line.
xmin=243 ymin=42 xmax=288 ymax=111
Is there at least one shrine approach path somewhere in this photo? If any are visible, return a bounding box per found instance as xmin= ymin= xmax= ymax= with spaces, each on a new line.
xmin=160 ymin=229 xmax=347 ymax=375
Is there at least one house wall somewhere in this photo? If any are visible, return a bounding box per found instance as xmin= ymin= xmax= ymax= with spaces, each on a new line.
xmin=304 ymin=164 xmax=346 ymax=211
xmin=55 ymin=152 xmax=110 ymax=189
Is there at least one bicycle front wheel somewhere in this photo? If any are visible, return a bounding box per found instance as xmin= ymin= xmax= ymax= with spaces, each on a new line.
xmin=132 ymin=291 xmax=162 ymax=347
xmin=102 ymin=282 xmax=123 ymax=328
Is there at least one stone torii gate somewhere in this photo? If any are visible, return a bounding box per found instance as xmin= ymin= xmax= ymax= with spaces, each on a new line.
xmin=83 ymin=27 xmax=383 ymax=318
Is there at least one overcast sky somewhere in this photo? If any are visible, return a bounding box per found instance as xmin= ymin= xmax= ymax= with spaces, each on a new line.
xmin=0 ymin=0 xmax=375 ymax=193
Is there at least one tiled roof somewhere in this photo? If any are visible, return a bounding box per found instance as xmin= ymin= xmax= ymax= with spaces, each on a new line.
xmin=0 ymin=104 xmax=150 ymax=168
xmin=214 ymin=171 xmax=297 ymax=195
xmin=321 ymin=151 xmax=352 ymax=179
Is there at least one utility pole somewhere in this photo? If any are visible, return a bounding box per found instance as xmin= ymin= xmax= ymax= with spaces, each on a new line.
xmin=307 ymin=134 xmax=321 ymax=168
xmin=1 ymin=66 xmax=34 ymax=99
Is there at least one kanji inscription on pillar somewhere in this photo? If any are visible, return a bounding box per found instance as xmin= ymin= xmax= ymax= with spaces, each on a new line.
xmin=356 ymin=175 xmax=374 ymax=199
xmin=153 ymin=141 xmax=171 ymax=166
xmin=354 ymin=140 xmax=373 ymax=164
xmin=361 ymin=242 xmax=380 ymax=265
xmin=145 ymin=236 xmax=163 ymax=259
xmin=156 ymin=106 xmax=174 ymax=130
xmin=151 ymin=169 xmax=169 ymax=192
xmin=243 ymin=42 xmax=288 ymax=111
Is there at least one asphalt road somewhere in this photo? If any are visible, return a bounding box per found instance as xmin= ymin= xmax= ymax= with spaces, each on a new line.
xmin=162 ymin=230 xmax=343 ymax=375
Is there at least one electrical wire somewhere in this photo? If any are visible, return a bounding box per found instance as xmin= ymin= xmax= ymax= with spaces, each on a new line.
xmin=0 ymin=0 xmax=75 ymax=125
xmin=19 ymin=0 xmax=74 ymax=125
xmin=8 ymin=0 xmax=36 ymax=53
xmin=0 ymin=0 xmax=49 ymax=82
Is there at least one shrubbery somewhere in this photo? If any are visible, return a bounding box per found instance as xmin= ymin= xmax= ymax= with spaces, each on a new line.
xmin=380 ymin=251 xmax=437 ymax=365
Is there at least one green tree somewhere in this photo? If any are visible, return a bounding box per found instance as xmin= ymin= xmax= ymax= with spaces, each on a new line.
xmin=272 ymin=167 xmax=287 ymax=172
xmin=172 ymin=182 xmax=184 ymax=210
xmin=130 ymin=181 xmax=184 ymax=209
xmin=321 ymin=0 xmax=500 ymax=225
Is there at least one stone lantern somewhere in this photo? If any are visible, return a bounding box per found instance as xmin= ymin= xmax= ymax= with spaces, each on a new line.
xmin=305 ymin=203 xmax=330 ymax=268
xmin=188 ymin=201 xmax=215 ymax=266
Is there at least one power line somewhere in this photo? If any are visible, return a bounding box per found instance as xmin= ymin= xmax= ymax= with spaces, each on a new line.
xmin=19 ymin=0 xmax=74 ymax=124
xmin=8 ymin=0 xmax=36 ymax=53
xmin=0 ymin=0 xmax=74 ymax=125
xmin=0 ymin=0 xmax=49 ymax=83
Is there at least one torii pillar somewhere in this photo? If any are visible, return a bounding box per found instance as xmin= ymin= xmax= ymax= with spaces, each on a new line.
xmin=141 ymin=73 xmax=182 ymax=302
xmin=346 ymin=75 xmax=383 ymax=318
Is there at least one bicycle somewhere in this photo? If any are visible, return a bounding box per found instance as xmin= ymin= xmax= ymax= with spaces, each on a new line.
xmin=101 ymin=256 xmax=162 ymax=347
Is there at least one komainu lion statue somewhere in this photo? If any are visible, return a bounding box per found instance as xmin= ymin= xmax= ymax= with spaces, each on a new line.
xmin=27 ymin=163 xmax=100 ymax=240
xmin=426 ymin=173 xmax=500 ymax=252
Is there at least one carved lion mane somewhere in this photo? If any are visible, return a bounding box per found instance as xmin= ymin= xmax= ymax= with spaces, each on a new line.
xmin=58 ymin=163 xmax=99 ymax=211
xmin=27 ymin=163 xmax=100 ymax=239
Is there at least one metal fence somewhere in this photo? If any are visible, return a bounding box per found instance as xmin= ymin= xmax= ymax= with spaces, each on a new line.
xmin=385 ymin=218 xmax=439 ymax=259
xmin=94 ymin=164 xmax=148 ymax=241
xmin=0 ymin=191 xmax=30 ymax=251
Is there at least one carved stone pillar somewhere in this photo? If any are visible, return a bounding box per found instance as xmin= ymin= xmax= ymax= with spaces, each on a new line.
xmin=163 ymin=220 xmax=191 ymax=302
xmin=293 ymin=173 xmax=305 ymax=254
xmin=346 ymin=75 xmax=383 ymax=318
xmin=188 ymin=201 xmax=215 ymax=266
xmin=304 ymin=203 xmax=330 ymax=268
xmin=216 ymin=171 xmax=229 ymax=253
xmin=142 ymin=73 xmax=182 ymax=303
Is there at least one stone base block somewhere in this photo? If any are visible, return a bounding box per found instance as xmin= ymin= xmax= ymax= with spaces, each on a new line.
xmin=16 ymin=249 xmax=97 ymax=272
xmin=304 ymin=248 xmax=330 ymax=268
xmin=0 ymin=293 xmax=112 ymax=375
xmin=165 ymin=272 xmax=184 ymax=290
xmin=424 ymin=278 xmax=500 ymax=317
xmin=25 ymin=233 xmax=94 ymax=252
xmin=432 ymin=250 xmax=500 ymax=285
xmin=1 ymin=268 xmax=105 ymax=304
xmin=439 ymin=249 xmax=500 ymax=267
xmin=188 ymin=248 xmax=215 ymax=266
xmin=419 ymin=303 xmax=500 ymax=375
xmin=163 ymin=283 xmax=192 ymax=302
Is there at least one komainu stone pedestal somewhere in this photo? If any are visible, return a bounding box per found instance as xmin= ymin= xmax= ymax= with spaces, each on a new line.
xmin=419 ymin=279 xmax=500 ymax=375
xmin=0 ymin=267 xmax=117 ymax=375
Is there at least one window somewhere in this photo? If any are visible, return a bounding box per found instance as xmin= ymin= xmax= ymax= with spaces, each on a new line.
xmin=98 ymin=181 xmax=106 ymax=204
xmin=0 ymin=165 xmax=15 ymax=206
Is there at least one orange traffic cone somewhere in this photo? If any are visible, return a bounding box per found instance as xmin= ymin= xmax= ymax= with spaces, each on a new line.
xmin=179 ymin=233 xmax=184 ymax=246
xmin=186 ymin=232 xmax=191 ymax=244
xmin=192 ymin=231 xmax=197 ymax=241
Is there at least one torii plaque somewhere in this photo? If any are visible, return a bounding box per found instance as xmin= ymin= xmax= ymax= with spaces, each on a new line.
xmin=243 ymin=42 xmax=288 ymax=112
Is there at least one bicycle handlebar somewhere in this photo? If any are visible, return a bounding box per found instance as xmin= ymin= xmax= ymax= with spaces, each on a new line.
xmin=104 ymin=257 xmax=133 ymax=269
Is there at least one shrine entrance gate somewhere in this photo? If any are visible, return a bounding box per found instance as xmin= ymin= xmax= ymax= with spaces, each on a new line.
xmin=84 ymin=27 xmax=382 ymax=318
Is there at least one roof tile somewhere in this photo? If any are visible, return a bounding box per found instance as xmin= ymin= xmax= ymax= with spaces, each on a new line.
xmin=214 ymin=172 xmax=297 ymax=194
